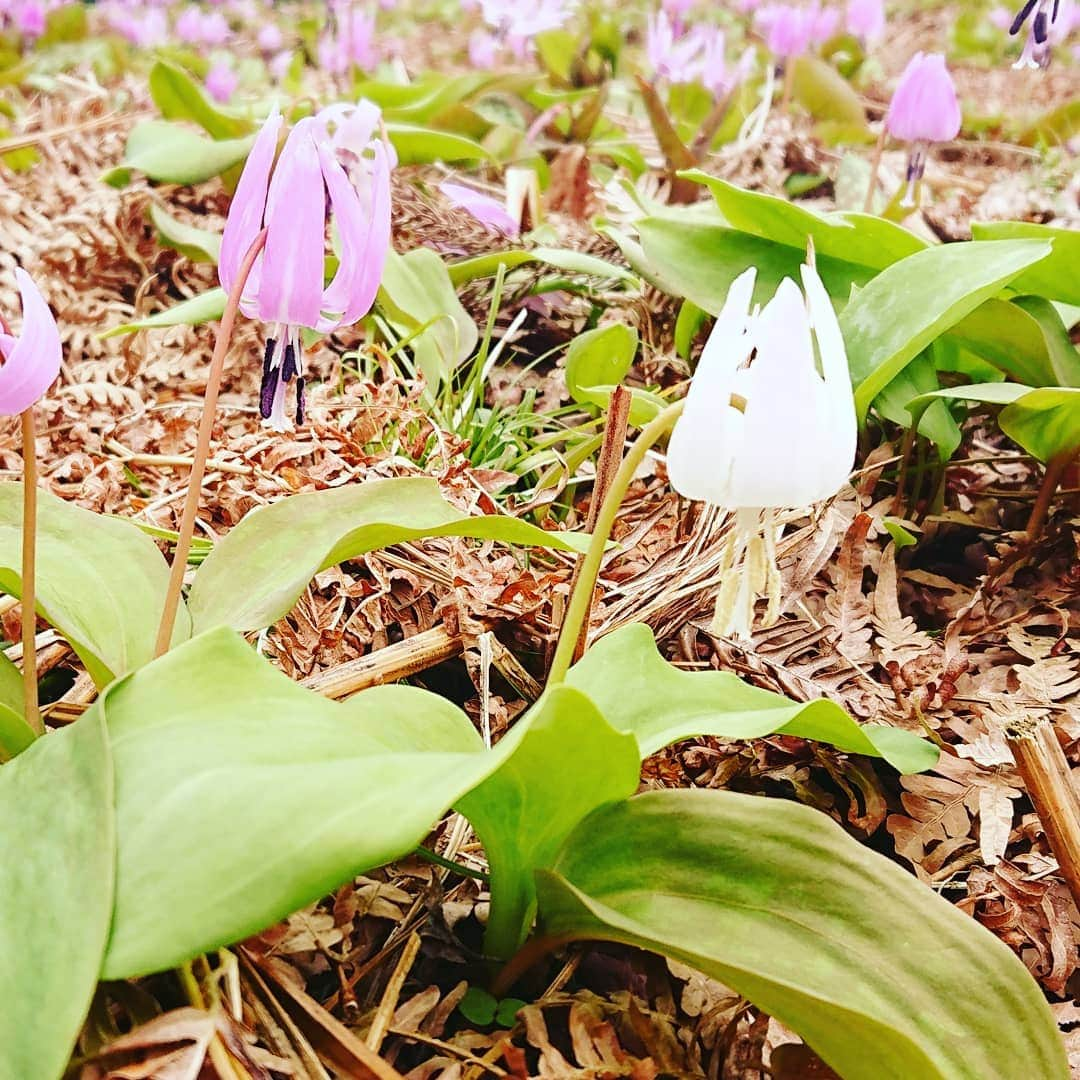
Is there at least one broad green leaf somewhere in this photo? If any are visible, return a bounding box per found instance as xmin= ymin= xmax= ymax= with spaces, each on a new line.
xmin=538 ymin=790 xmax=1067 ymax=1080
xmin=386 ymin=122 xmax=491 ymax=165
xmin=0 ymin=484 xmax=189 ymax=685
xmin=790 ymin=54 xmax=868 ymax=128
xmin=187 ymin=476 xmax=587 ymax=634
xmin=874 ymin=350 xmax=961 ymax=461
xmin=148 ymin=59 xmax=252 ymax=140
xmin=105 ymin=121 xmax=256 ymax=187
xmin=149 ymin=202 xmax=221 ymax=264
xmin=447 ymin=247 xmax=637 ymax=286
xmin=101 ymin=287 xmax=226 ymax=338
xmin=378 ymin=248 xmax=478 ymax=389
xmin=949 ymin=298 xmax=1061 ymax=387
xmin=0 ymin=709 xmax=114 ymax=1080
xmin=0 ymin=650 xmax=33 ymax=760
xmin=973 ymin=221 xmax=1080 ymax=307
xmin=100 ymin=628 xmax=496 ymax=978
xmin=566 ymin=624 xmax=937 ymax=773
xmin=999 ymin=387 xmax=1080 ymax=462
xmin=1011 ymin=296 xmax=1080 ymax=388
xmin=844 ymin=239 xmax=1053 ymax=422
xmin=356 ymin=74 xmax=495 ymax=123
xmin=562 ymin=324 xmax=662 ymax=424
xmin=637 ymin=217 xmax=877 ymax=314
xmin=682 ymin=171 xmax=925 ymax=270
xmin=457 ymin=685 xmax=640 ymax=958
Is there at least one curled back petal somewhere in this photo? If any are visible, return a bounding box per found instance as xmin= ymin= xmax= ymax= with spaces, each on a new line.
xmin=0 ymin=269 xmax=62 ymax=415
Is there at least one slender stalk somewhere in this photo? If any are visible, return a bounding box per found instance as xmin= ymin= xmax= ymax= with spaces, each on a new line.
xmin=154 ymin=230 xmax=266 ymax=658
xmin=863 ymin=124 xmax=888 ymax=214
xmin=691 ymin=85 xmax=739 ymax=162
xmin=19 ymin=409 xmax=40 ymax=735
xmin=177 ymin=962 xmax=246 ymax=1080
xmin=491 ymin=933 xmax=572 ymax=1000
xmin=1025 ymin=449 xmax=1075 ymax=542
xmin=561 ymin=386 xmax=631 ymax=666
xmin=547 ymin=401 xmax=684 ymax=685
xmin=779 ymin=63 xmax=794 ymax=112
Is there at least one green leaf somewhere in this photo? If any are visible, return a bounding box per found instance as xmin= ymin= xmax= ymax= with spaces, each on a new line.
xmin=637 ymin=216 xmax=877 ymax=314
xmin=1011 ymin=296 xmax=1080 ymax=388
xmin=0 ymin=484 xmax=189 ymax=685
xmin=457 ymin=685 xmax=641 ymax=958
xmin=0 ymin=709 xmax=114 ymax=1080
xmin=447 ymin=247 xmax=637 ymax=287
xmin=561 ymin=324 xmax=662 ymax=424
xmin=1000 ymin=387 xmax=1080 ymax=462
xmin=789 ymin=55 xmax=869 ymax=128
xmin=538 ymin=790 xmax=1067 ymax=1080
xmin=844 ymin=240 xmax=1053 ymax=422
xmin=882 ymin=518 xmax=918 ymax=548
xmin=683 ymin=171 xmax=926 ymax=270
xmin=948 ymin=298 xmax=1062 ymax=387
xmin=386 ymin=122 xmax=491 ymax=165
xmin=1018 ymin=98 xmax=1080 ymax=148
xmin=106 ymin=121 xmax=256 ymax=187
xmin=972 ymin=221 xmax=1080 ymax=306
xmin=873 ymin=351 xmax=961 ymax=461
xmin=0 ymin=650 xmax=33 ymax=761
xmin=458 ymin=987 xmax=498 ymax=1026
xmin=100 ymin=628 xmax=496 ymax=978
xmin=565 ymin=624 xmax=937 ymax=774
xmin=148 ymin=202 xmax=221 ymax=264
xmin=378 ymin=248 xmax=478 ymax=389
xmin=148 ymin=59 xmax=252 ymax=140
xmin=187 ymin=476 xmax=587 ymax=634
xmin=101 ymin=287 xmax=226 ymax=339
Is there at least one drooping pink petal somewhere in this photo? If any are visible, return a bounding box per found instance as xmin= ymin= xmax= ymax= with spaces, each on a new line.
xmin=219 ymin=108 xmax=282 ymax=314
xmin=258 ymin=118 xmax=326 ymax=328
xmin=205 ymin=61 xmax=239 ymax=103
xmin=317 ymin=137 xmax=391 ymax=329
xmin=885 ymin=52 xmax=962 ymax=144
xmin=0 ymin=270 xmax=62 ymax=415
xmin=438 ymin=181 xmax=519 ymax=237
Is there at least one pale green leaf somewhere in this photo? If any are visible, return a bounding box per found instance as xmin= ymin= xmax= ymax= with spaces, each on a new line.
xmin=107 ymin=120 xmax=256 ymax=186
xmin=538 ymin=790 xmax=1067 ymax=1080
xmin=148 ymin=202 xmax=221 ymax=264
xmin=972 ymin=221 xmax=1080 ymax=307
xmin=565 ymin=624 xmax=937 ymax=773
xmin=0 ymin=484 xmax=189 ymax=685
xmin=187 ymin=476 xmax=587 ymax=634
xmin=0 ymin=710 xmax=114 ymax=1080
xmin=101 ymin=287 xmax=226 ymax=339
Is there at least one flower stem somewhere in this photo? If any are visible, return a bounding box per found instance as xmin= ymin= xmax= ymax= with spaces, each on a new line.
xmin=154 ymin=230 xmax=266 ymax=659
xmin=20 ymin=408 xmax=41 ymax=736
xmin=1026 ymin=449 xmax=1075 ymax=543
xmin=547 ymin=400 xmax=684 ymax=686
xmin=863 ymin=123 xmax=887 ymax=214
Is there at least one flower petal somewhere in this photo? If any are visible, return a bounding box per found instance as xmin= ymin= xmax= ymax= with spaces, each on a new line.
xmin=258 ymin=118 xmax=327 ymax=329
xmin=219 ymin=108 xmax=282 ymax=310
xmin=0 ymin=270 xmax=62 ymax=415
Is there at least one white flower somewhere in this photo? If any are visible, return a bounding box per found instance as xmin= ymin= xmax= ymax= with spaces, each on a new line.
xmin=667 ymin=262 xmax=856 ymax=636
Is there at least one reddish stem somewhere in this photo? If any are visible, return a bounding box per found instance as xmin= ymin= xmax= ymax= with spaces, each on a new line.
xmin=154 ymin=230 xmax=267 ymax=658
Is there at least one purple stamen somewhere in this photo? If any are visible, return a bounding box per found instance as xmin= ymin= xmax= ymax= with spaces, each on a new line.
xmin=1010 ymin=0 xmax=1038 ymax=35
xmin=259 ymin=363 xmax=279 ymax=419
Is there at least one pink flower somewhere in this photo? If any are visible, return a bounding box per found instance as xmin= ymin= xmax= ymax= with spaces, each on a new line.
xmin=846 ymin=0 xmax=885 ymax=42
xmin=661 ymin=0 xmax=695 ymax=15
xmin=808 ymin=2 xmax=840 ymax=42
xmin=219 ymin=103 xmax=393 ymax=430
xmin=0 ymin=270 xmax=62 ymax=415
xmin=438 ymin=181 xmax=519 ymax=237
xmin=885 ymin=52 xmax=961 ymax=205
xmin=1008 ymin=0 xmax=1069 ymax=68
xmin=319 ymin=3 xmax=377 ymax=73
xmin=256 ymin=22 xmax=283 ymax=53
xmin=758 ymin=4 xmax=814 ymax=58
xmin=205 ymin=60 xmax=238 ymax=102
xmin=646 ymin=10 xmax=706 ymax=81
xmin=467 ymin=27 xmax=498 ymax=67
xmin=14 ymin=0 xmax=45 ymax=38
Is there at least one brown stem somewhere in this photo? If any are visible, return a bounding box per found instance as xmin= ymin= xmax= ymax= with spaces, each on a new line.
xmin=1007 ymin=718 xmax=1080 ymax=911
xmin=560 ymin=385 xmax=631 ymax=666
xmin=779 ymin=63 xmax=794 ymax=113
xmin=20 ymin=408 xmax=40 ymax=735
xmin=863 ymin=124 xmax=888 ymax=214
xmin=491 ymin=934 xmax=572 ymax=1000
xmin=1025 ymin=449 xmax=1075 ymax=543
xmin=153 ymin=230 xmax=267 ymax=659
xmin=889 ymin=423 xmax=917 ymax=519
xmin=691 ymin=85 xmax=739 ymax=162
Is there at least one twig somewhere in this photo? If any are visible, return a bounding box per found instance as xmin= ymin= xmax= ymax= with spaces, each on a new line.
xmin=863 ymin=124 xmax=888 ymax=214
xmin=1007 ymin=717 xmax=1080 ymax=911
xmin=366 ymin=932 xmax=421 ymax=1053
xmin=154 ymin=229 xmax=266 ymax=658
